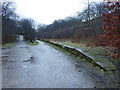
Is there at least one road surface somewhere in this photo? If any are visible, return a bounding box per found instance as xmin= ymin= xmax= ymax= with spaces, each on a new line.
xmin=2 ymin=39 xmax=95 ymax=88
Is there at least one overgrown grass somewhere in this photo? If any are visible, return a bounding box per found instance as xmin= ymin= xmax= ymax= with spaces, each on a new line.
xmin=26 ymin=41 xmax=39 ymax=45
xmin=2 ymin=42 xmax=16 ymax=49
xmin=53 ymin=40 xmax=117 ymax=70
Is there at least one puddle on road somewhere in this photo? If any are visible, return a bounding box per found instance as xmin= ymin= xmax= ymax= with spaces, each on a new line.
xmin=23 ymin=66 xmax=27 ymax=68
xmin=1 ymin=56 xmax=8 ymax=58
xmin=2 ymin=60 xmax=17 ymax=66
xmin=3 ymin=67 xmax=16 ymax=69
xmin=3 ymin=63 xmax=28 ymax=69
xmin=4 ymin=52 xmax=11 ymax=54
xmin=23 ymin=56 xmax=36 ymax=64
xmin=20 ymin=47 xmax=27 ymax=48
xmin=2 ymin=60 xmax=16 ymax=63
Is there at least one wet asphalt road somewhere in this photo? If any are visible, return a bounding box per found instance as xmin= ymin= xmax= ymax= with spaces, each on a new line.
xmin=2 ymin=40 xmax=95 ymax=88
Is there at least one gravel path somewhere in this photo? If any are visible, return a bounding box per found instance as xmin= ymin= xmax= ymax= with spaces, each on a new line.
xmin=2 ymin=40 xmax=95 ymax=88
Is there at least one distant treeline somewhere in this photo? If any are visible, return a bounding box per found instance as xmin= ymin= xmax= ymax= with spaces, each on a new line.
xmin=1 ymin=1 xmax=104 ymax=45
xmin=38 ymin=2 xmax=105 ymax=46
xmin=1 ymin=1 xmax=37 ymax=44
xmin=38 ymin=1 xmax=120 ymax=59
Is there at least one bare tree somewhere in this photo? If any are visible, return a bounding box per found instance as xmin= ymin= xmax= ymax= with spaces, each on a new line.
xmin=1 ymin=1 xmax=18 ymax=44
xmin=19 ymin=19 xmax=37 ymax=42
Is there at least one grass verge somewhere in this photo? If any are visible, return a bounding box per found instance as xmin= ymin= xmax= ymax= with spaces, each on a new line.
xmin=2 ymin=42 xmax=16 ymax=49
xmin=44 ymin=40 xmax=119 ymax=88
xmin=50 ymin=40 xmax=117 ymax=70
xmin=26 ymin=41 xmax=39 ymax=45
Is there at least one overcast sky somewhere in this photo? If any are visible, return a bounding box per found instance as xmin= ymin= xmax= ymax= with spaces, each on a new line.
xmin=10 ymin=0 xmax=103 ymax=24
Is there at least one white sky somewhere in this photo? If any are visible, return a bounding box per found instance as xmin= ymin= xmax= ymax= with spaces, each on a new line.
xmin=8 ymin=0 xmax=102 ymax=24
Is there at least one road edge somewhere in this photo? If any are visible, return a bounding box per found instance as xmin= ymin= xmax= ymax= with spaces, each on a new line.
xmin=42 ymin=40 xmax=117 ymax=72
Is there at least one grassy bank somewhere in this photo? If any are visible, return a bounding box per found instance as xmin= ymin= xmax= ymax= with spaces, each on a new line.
xmin=49 ymin=40 xmax=118 ymax=70
xmin=2 ymin=42 xmax=17 ymax=49
xmin=44 ymin=40 xmax=119 ymax=88
xmin=26 ymin=41 xmax=39 ymax=45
